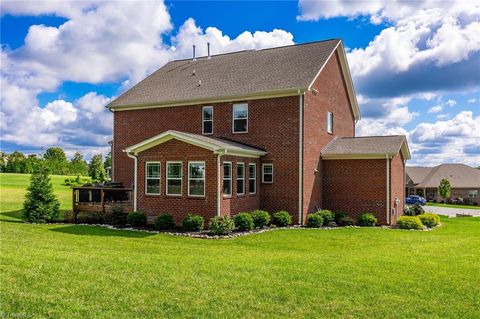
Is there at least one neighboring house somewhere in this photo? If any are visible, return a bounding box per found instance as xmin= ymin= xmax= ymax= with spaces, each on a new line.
xmin=107 ymin=39 xmax=410 ymax=225
xmin=406 ymin=164 xmax=480 ymax=204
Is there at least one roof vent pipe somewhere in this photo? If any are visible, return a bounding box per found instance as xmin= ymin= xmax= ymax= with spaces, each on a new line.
xmin=192 ymin=45 xmax=196 ymax=61
xmin=207 ymin=42 xmax=211 ymax=59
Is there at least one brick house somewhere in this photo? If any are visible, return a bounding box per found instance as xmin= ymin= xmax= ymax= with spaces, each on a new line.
xmin=107 ymin=39 xmax=410 ymax=225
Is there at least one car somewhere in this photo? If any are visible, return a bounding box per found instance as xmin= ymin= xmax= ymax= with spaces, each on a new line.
xmin=406 ymin=195 xmax=426 ymax=206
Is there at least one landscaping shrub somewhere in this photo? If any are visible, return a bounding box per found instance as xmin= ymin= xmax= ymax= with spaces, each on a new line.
xmin=306 ymin=213 xmax=324 ymax=228
xmin=358 ymin=213 xmax=377 ymax=226
xmin=334 ymin=211 xmax=348 ymax=224
xmin=110 ymin=205 xmax=128 ymax=226
xmin=154 ymin=213 xmax=175 ymax=230
xmin=23 ymin=164 xmax=60 ymax=223
xmin=337 ymin=215 xmax=356 ymax=226
xmin=404 ymin=203 xmax=424 ymax=216
xmin=251 ymin=210 xmax=270 ymax=228
xmin=77 ymin=211 xmax=104 ymax=224
xmin=182 ymin=214 xmax=204 ymax=231
xmin=271 ymin=210 xmax=292 ymax=227
xmin=127 ymin=211 xmax=147 ymax=227
xmin=316 ymin=209 xmax=335 ymax=226
xmin=418 ymin=213 xmax=440 ymax=228
xmin=209 ymin=216 xmax=235 ymax=235
xmin=397 ymin=216 xmax=424 ymax=230
xmin=234 ymin=212 xmax=254 ymax=231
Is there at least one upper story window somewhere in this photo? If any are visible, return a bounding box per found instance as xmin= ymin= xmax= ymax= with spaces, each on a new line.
xmin=262 ymin=164 xmax=273 ymax=183
xmin=166 ymin=162 xmax=182 ymax=196
xmin=327 ymin=111 xmax=333 ymax=134
xmin=223 ymin=162 xmax=232 ymax=197
xmin=145 ymin=162 xmax=161 ymax=195
xmin=188 ymin=161 xmax=205 ymax=197
xmin=233 ymin=103 xmax=248 ymax=133
xmin=202 ymin=106 xmax=213 ymax=135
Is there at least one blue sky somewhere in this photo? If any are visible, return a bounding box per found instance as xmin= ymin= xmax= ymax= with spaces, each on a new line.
xmin=1 ymin=0 xmax=479 ymax=166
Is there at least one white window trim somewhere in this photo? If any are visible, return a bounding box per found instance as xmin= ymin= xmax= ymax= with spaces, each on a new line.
xmin=145 ymin=161 xmax=161 ymax=195
xmin=237 ymin=162 xmax=245 ymax=196
xmin=262 ymin=163 xmax=273 ymax=184
xmin=166 ymin=161 xmax=182 ymax=196
xmin=469 ymin=190 xmax=478 ymax=198
xmin=249 ymin=163 xmax=256 ymax=194
xmin=202 ymin=106 xmax=213 ymax=135
xmin=188 ymin=161 xmax=206 ymax=197
xmin=327 ymin=111 xmax=333 ymax=134
xmin=232 ymin=103 xmax=248 ymax=133
xmin=223 ymin=161 xmax=232 ymax=197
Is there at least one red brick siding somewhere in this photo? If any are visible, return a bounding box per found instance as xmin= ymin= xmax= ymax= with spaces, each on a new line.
xmin=322 ymin=159 xmax=388 ymax=225
xmin=113 ymin=96 xmax=300 ymax=222
xmin=303 ymin=51 xmax=356 ymax=221
xmin=136 ymin=139 xmax=217 ymax=224
xmin=390 ymin=153 xmax=405 ymax=224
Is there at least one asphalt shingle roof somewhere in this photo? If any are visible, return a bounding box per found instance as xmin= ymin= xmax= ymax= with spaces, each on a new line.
xmin=321 ymin=136 xmax=409 ymax=158
xmin=107 ymin=39 xmax=341 ymax=108
xmin=406 ymin=164 xmax=480 ymax=188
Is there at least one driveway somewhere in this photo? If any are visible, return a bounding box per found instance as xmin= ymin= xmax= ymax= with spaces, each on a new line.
xmin=423 ymin=205 xmax=480 ymax=217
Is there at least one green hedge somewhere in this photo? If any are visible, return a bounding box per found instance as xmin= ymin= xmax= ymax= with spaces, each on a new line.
xmin=234 ymin=213 xmax=254 ymax=231
xmin=397 ymin=216 xmax=423 ymax=230
xmin=418 ymin=213 xmax=440 ymax=228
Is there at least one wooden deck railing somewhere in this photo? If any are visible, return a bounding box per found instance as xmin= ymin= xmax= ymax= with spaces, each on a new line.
xmin=72 ymin=186 xmax=134 ymax=223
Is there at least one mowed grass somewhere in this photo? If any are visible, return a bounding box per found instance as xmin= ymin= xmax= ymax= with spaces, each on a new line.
xmin=1 ymin=173 xmax=480 ymax=318
xmin=426 ymin=202 xmax=480 ymax=210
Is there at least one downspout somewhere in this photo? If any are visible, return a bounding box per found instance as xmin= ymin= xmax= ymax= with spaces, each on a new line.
xmin=216 ymin=152 xmax=223 ymax=217
xmin=386 ymin=154 xmax=390 ymax=225
xmin=298 ymin=91 xmax=304 ymax=225
xmin=126 ymin=152 xmax=138 ymax=212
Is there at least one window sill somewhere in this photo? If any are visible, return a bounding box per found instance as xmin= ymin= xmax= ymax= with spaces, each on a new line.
xmin=232 ymin=131 xmax=248 ymax=134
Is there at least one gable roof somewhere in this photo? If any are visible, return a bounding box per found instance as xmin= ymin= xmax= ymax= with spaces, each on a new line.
xmin=107 ymin=39 xmax=360 ymax=120
xmin=321 ymin=135 xmax=411 ymax=160
xmin=124 ymin=130 xmax=267 ymax=158
xmin=406 ymin=164 xmax=480 ymax=188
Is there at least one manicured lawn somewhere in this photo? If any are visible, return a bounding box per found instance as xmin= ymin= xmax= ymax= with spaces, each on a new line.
xmin=1 ymin=173 xmax=480 ymax=318
xmin=426 ymin=202 xmax=480 ymax=210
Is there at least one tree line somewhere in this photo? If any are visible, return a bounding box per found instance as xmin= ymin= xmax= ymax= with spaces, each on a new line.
xmin=0 ymin=147 xmax=111 ymax=181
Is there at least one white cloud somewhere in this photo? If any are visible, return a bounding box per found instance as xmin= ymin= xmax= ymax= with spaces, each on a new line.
xmin=428 ymin=105 xmax=443 ymax=113
xmin=467 ymin=98 xmax=477 ymax=103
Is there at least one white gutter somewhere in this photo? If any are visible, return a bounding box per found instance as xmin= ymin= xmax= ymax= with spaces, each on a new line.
xmin=216 ymin=153 xmax=222 ymax=217
xmin=298 ymin=91 xmax=304 ymax=225
xmin=126 ymin=152 xmax=138 ymax=212
xmin=386 ymin=155 xmax=390 ymax=225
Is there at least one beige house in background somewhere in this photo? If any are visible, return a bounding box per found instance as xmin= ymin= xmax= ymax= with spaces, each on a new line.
xmin=406 ymin=164 xmax=480 ymax=204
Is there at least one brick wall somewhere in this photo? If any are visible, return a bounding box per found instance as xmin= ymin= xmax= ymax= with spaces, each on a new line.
xmin=390 ymin=153 xmax=405 ymax=224
xmin=322 ymin=159 xmax=388 ymax=224
xmin=303 ymin=51 xmax=356 ymax=222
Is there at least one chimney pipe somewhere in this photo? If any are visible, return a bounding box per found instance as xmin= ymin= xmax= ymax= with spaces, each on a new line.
xmin=207 ymin=42 xmax=211 ymax=59
xmin=192 ymin=45 xmax=196 ymax=61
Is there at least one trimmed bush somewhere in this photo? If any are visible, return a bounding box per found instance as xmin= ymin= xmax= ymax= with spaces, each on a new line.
xmin=397 ymin=216 xmax=423 ymax=230
xmin=334 ymin=211 xmax=348 ymax=224
xmin=358 ymin=213 xmax=377 ymax=226
xmin=234 ymin=213 xmax=254 ymax=231
xmin=418 ymin=213 xmax=440 ymax=228
xmin=306 ymin=213 xmax=324 ymax=228
xmin=154 ymin=213 xmax=175 ymax=230
xmin=76 ymin=211 xmax=104 ymax=224
xmin=110 ymin=205 xmax=128 ymax=226
xmin=209 ymin=216 xmax=235 ymax=235
xmin=271 ymin=210 xmax=292 ymax=227
xmin=404 ymin=203 xmax=424 ymax=216
xmin=251 ymin=210 xmax=270 ymax=229
xmin=316 ymin=209 xmax=335 ymax=226
xmin=127 ymin=211 xmax=147 ymax=227
xmin=337 ymin=215 xmax=356 ymax=226
xmin=182 ymin=214 xmax=204 ymax=231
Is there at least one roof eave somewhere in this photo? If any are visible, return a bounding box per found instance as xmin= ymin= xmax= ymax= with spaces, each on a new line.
xmin=321 ymin=153 xmax=399 ymax=160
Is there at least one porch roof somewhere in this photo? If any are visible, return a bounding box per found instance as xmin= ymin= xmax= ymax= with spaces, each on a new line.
xmin=124 ymin=130 xmax=267 ymax=158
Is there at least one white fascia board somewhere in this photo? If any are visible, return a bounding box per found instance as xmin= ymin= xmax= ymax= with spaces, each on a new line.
xmin=322 ymin=153 xmax=397 ymax=160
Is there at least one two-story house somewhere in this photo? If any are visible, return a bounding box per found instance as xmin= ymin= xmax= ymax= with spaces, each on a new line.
xmin=107 ymin=39 xmax=410 ymax=225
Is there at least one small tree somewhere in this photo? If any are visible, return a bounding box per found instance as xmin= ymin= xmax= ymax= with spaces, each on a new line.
xmin=44 ymin=147 xmax=69 ymax=175
xmin=438 ymin=179 xmax=451 ymax=203
xmin=89 ymin=154 xmax=107 ymax=182
xmin=70 ymin=152 xmax=89 ymax=176
xmin=23 ymin=163 xmax=60 ymax=223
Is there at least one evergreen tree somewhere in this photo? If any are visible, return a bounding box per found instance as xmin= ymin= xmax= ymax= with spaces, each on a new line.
xmin=438 ymin=179 xmax=451 ymax=204
xmin=23 ymin=163 xmax=60 ymax=223
xmin=24 ymin=154 xmax=42 ymax=174
xmin=70 ymin=152 xmax=89 ymax=176
xmin=89 ymin=154 xmax=107 ymax=182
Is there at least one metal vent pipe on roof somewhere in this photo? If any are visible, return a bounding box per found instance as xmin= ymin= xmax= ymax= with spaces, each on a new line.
xmin=192 ymin=45 xmax=196 ymax=61
xmin=207 ymin=42 xmax=211 ymax=59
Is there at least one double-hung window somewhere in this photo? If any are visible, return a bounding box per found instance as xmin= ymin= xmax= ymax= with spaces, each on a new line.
xmin=262 ymin=164 xmax=273 ymax=183
xmin=233 ymin=103 xmax=248 ymax=133
xmin=469 ymin=190 xmax=478 ymax=199
xmin=223 ymin=162 xmax=232 ymax=196
xmin=188 ymin=162 xmax=205 ymax=197
xmin=145 ymin=162 xmax=161 ymax=195
xmin=237 ymin=163 xmax=245 ymax=195
xmin=249 ymin=163 xmax=256 ymax=194
xmin=166 ymin=162 xmax=182 ymax=196
xmin=327 ymin=111 xmax=333 ymax=134
xmin=202 ymin=106 xmax=213 ymax=134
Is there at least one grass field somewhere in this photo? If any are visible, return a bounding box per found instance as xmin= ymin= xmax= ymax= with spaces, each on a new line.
xmin=426 ymin=202 xmax=480 ymax=210
xmin=1 ymin=173 xmax=480 ymax=318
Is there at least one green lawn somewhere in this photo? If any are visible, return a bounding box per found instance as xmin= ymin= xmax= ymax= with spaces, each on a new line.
xmin=426 ymin=202 xmax=480 ymax=210
xmin=1 ymin=173 xmax=480 ymax=318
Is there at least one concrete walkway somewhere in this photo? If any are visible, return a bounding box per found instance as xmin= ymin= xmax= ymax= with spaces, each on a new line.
xmin=424 ymin=205 xmax=480 ymax=217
